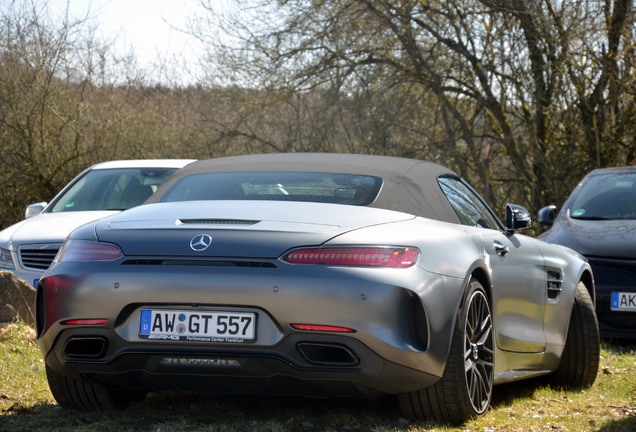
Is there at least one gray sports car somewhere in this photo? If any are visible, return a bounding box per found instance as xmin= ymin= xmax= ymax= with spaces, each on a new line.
xmin=36 ymin=154 xmax=599 ymax=424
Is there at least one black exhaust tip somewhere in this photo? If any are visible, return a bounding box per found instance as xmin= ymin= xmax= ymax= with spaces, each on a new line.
xmin=64 ymin=337 xmax=108 ymax=359
xmin=297 ymin=343 xmax=359 ymax=366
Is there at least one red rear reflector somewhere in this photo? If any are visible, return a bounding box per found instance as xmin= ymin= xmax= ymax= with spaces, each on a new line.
xmin=291 ymin=324 xmax=355 ymax=333
xmin=282 ymin=247 xmax=419 ymax=268
xmin=62 ymin=319 xmax=108 ymax=326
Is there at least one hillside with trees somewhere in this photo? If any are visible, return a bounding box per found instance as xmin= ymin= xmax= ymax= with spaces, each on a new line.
xmin=1 ymin=0 xmax=634 ymax=229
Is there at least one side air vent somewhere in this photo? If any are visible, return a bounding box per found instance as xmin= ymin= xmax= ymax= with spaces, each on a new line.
xmin=547 ymin=269 xmax=563 ymax=300
xmin=178 ymin=219 xmax=260 ymax=226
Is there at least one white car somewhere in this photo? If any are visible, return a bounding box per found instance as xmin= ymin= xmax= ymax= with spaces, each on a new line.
xmin=0 ymin=159 xmax=195 ymax=287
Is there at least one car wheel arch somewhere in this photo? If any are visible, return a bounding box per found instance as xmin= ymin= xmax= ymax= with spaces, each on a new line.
xmin=469 ymin=267 xmax=492 ymax=300
xmin=452 ymin=264 xmax=493 ymax=329
xmin=430 ymin=264 xmax=493 ymax=376
xmin=446 ymin=265 xmax=494 ymax=351
xmin=455 ymin=263 xmax=493 ymax=306
xmin=579 ymin=269 xmax=595 ymax=305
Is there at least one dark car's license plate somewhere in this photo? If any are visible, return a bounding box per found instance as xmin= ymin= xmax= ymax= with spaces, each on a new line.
xmin=139 ymin=309 xmax=256 ymax=342
xmin=611 ymin=292 xmax=636 ymax=312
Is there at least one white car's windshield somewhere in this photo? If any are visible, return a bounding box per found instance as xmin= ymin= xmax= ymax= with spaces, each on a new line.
xmin=51 ymin=168 xmax=179 ymax=212
xmin=569 ymin=172 xmax=636 ymax=220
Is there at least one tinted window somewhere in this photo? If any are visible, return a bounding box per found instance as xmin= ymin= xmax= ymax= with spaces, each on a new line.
xmin=438 ymin=177 xmax=501 ymax=230
xmin=52 ymin=168 xmax=178 ymax=212
xmin=160 ymin=172 xmax=382 ymax=206
xmin=569 ymin=172 xmax=636 ymax=220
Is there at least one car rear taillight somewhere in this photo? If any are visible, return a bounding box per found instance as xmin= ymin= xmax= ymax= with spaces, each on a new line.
xmin=281 ymin=246 xmax=419 ymax=268
xmin=62 ymin=319 xmax=108 ymax=326
xmin=56 ymin=239 xmax=124 ymax=262
xmin=291 ymin=324 xmax=356 ymax=333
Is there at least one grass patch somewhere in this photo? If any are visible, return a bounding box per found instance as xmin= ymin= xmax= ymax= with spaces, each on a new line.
xmin=0 ymin=321 xmax=52 ymax=412
xmin=1 ymin=320 xmax=635 ymax=431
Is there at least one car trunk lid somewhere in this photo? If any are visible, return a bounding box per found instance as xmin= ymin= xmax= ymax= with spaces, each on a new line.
xmin=94 ymin=201 xmax=414 ymax=258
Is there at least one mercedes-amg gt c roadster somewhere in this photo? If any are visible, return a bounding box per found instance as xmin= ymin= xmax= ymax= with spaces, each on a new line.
xmin=36 ymin=154 xmax=599 ymax=424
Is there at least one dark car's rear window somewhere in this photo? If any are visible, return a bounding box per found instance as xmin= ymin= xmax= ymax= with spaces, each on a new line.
xmin=159 ymin=171 xmax=382 ymax=206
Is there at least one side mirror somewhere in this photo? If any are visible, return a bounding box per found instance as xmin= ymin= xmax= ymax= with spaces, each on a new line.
xmin=537 ymin=205 xmax=557 ymax=226
xmin=25 ymin=202 xmax=47 ymax=219
xmin=505 ymin=203 xmax=531 ymax=233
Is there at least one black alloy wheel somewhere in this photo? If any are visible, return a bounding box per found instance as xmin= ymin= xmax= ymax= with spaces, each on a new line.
xmin=399 ymin=278 xmax=494 ymax=424
xmin=463 ymin=285 xmax=494 ymax=414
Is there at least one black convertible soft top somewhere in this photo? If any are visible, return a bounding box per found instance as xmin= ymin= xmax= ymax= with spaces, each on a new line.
xmin=148 ymin=153 xmax=462 ymax=223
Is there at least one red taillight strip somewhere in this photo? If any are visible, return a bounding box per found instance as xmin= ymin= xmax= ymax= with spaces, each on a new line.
xmin=282 ymin=246 xmax=419 ymax=268
xmin=291 ymin=324 xmax=356 ymax=333
xmin=62 ymin=319 xmax=108 ymax=326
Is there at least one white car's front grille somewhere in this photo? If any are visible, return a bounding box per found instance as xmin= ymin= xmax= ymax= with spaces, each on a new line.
xmin=19 ymin=244 xmax=61 ymax=270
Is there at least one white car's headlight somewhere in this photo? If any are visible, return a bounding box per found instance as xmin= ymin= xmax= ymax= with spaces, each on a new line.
xmin=0 ymin=247 xmax=15 ymax=269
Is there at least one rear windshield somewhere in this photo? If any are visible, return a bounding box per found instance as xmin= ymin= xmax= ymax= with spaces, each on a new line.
xmin=159 ymin=171 xmax=382 ymax=206
xmin=569 ymin=172 xmax=636 ymax=220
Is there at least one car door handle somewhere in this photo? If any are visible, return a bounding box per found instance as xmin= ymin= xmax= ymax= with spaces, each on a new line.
xmin=493 ymin=241 xmax=509 ymax=255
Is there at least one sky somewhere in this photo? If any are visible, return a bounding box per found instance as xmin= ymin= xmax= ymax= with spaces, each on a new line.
xmin=46 ymin=0 xmax=230 ymax=84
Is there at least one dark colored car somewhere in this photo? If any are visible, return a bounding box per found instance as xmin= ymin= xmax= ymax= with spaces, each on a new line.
xmin=37 ymin=153 xmax=599 ymax=424
xmin=539 ymin=166 xmax=636 ymax=339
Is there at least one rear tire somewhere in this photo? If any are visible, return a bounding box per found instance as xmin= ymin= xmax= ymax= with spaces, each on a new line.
xmin=46 ymin=366 xmax=146 ymax=410
xmin=552 ymin=281 xmax=599 ymax=387
xmin=399 ymin=278 xmax=494 ymax=424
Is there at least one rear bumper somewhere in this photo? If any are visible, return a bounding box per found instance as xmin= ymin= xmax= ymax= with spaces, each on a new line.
xmin=36 ymin=256 xmax=469 ymax=397
xmin=43 ymin=327 xmax=440 ymax=397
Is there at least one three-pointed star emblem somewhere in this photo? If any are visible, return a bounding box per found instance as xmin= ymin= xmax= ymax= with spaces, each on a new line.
xmin=190 ymin=234 xmax=212 ymax=251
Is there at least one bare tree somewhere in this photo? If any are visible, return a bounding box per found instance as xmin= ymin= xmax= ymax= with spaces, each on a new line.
xmin=0 ymin=0 xmax=103 ymax=226
xmin=0 ymin=1 xmax=202 ymax=227
xmin=193 ymin=0 xmax=635 ymax=212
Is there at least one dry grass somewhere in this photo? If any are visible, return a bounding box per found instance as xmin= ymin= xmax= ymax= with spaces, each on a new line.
xmin=1 ymin=320 xmax=635 ymax=431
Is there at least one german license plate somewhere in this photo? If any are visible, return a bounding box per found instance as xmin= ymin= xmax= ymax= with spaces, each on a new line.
xmin=611 ymin=292 xmax=636 ymax=312
xmin=139 ymin=309 xmax=256 ymax=342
